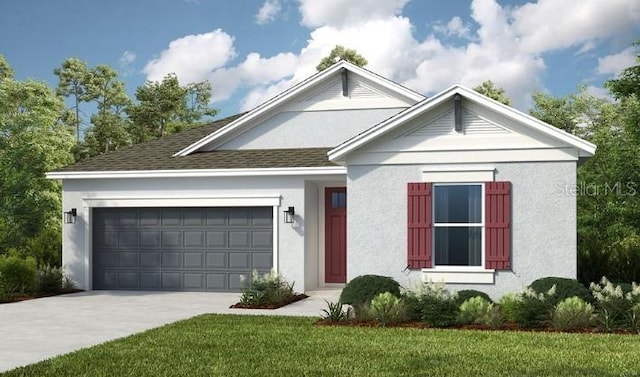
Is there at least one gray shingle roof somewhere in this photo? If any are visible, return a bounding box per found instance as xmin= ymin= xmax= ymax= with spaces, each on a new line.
xmin=54 ymin=114 xmax=336 ymax=172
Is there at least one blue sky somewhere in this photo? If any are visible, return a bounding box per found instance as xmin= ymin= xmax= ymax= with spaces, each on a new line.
xmin=1 ymin=0 xmax=639 ymax=123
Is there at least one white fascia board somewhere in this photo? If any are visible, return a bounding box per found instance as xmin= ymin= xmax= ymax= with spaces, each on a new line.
xmin=452 ymin=85 xmax=597 ymax=157
xmin=174 ymin=61 xmax=425 ymax=157
xmin=328 ymin=84 xmax=596 ymax=162
xmin=46 ymin=166 xmax=347 ymax=180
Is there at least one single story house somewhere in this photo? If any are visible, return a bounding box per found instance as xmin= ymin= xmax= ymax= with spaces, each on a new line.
xmin=48 ymin=60 xmax=596 ymax=298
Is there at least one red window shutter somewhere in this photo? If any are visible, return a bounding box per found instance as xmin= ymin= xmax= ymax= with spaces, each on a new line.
xmin=407 ymin=182 xmax=432 ymax=269
xmin=485 ymin=181 xmax=511 ymax=270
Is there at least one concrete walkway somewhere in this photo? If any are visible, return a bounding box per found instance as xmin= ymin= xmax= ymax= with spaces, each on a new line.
xmin=0 ymin=289 xmax=341 ymax=373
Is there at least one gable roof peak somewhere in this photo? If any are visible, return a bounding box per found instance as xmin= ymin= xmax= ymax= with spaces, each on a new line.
xmin=174 ymin=60 xmax=424 ymax=157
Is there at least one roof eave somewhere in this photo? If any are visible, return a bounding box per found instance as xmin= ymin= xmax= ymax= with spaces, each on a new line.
xmin=328 ymin=84 xmax=597 ymax=161
xmin=46 ymin=166 xmax=348 ymax=180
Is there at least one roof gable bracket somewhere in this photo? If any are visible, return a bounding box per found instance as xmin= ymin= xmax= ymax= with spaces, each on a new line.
xmin=454 ymin=94 xmax=462 ymax=132
xmin=341 ymin=68 xmax=348 ymax=97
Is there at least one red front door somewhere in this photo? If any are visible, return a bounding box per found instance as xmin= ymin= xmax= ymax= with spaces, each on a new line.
xmin=325 ymin=187 xmax=347 ymax=283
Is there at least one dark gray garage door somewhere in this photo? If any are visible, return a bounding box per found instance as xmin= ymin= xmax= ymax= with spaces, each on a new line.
xmin=92 ymin=207 xmax=273 ymax=291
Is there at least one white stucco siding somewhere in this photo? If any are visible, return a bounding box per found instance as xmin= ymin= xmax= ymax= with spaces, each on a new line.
xmin=61 ymin=175 xmax=342 ymax=292
xmin=346 ymin=161 xmax=577 ymax=299
xmin=220 ymin=109 xmax=403 ymax=150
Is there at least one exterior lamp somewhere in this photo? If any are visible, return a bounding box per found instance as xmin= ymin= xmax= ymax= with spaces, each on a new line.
xmin=64 ymin=208 xmax=77 ymax=224
xmin=283 ymin=206 xmax=295 ymax=223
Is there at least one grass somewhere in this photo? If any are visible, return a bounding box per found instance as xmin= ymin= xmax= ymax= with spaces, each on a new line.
xmin=3 ymin=315 xmax=640 ymax=377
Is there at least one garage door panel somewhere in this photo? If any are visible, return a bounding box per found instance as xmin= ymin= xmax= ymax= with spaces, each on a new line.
xmin=162 ymin=273 xmax=181 ymax=289
xmin=252 ymin=208 xmax=273 ymax=225
xmin=207 ymin=274 xmax=227 ymax=290
xmin=140 ymin=272 xmax=161 ymax=289
xmin=184 ymin=252 xmax=204 ymax=268
xmin=206 ymin=209 xmax=227 ymax=225
xmin=118 ymin=272 xmax=139 ymax=289
xmin=119 ymin=252 xmax=138 ymax=267
xmin=119 ymin=231 xmax=139 ymax=247
xmin=140 ymin=252 xmax=161 ymax=268
xmin=97 ymin=252 xmax=117 ymax=267
xmin=140 ymin=208 xmax=161 ymax=225
xmin=184 ymin=209 xmax=205 ymax=226
xmin=184 ymin=273 xmax=205 ymax=290
xmin=98 ymin=231 xmax=118 ymax=247
xmin=140 ymin=231 xmax=161 ymax=247
xmin=162 ymin=252 xmax=182 ymax=268
xmin=93 ymin=207 xmax=273 ymax=292
xmin=229 ymin=210 xmax=251 ymax=226
xmin=252 ymin=231 xmax=272 ymax=248
xmin=206 ymin=231 xmax=227 ymax=247
xmin=252 ymin=253 xmax=273 ymax=270
xmin=119 ymin=209 xmax=139 ymax=226
xmin=206 ymin=253 xmax=226 ymax=268
xmin=229 ymin=252 xmax=250 ymax=269
xmin=161 ymin=231 xmax=182 ymax=247
xmin=162 ymin=209 xmax=182 ymax=226
xmin=229 ymin=273 xmax=246 ymax=290
xmin=229 ymin=231 xmax=250 ymax=247
xmin=184 ymin=231 xmax=205 ymax=247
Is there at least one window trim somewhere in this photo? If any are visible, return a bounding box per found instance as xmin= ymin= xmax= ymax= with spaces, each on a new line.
xmin=431 ymin=182 xmax=486 ymax=270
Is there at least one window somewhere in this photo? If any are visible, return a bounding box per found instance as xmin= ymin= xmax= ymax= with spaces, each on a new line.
xmin=433 ymin=184 xmax=482 ymax=267
xmin=407 ymin=180 xmax=511 ymax=276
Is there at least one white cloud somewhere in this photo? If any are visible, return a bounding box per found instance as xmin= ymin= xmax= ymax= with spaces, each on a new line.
xmin=256 ymin=0 xmax=281 ymax=25
xmin=142 ymin=0 xmax=639 ymax=113
xmin=585 ymin=85 xmax=613 ymax=100
xmin=512 ymin=0 xmax=640 ymax=54
xmin=209 ymin=52 xmax=299 ymax=103
xmin=119 ymin=50 xmax=136 ymax=65
xmin=298 ymin=0 xmax=408 ymax=28
xmin=143 ymin=29 xmax=236 ymax=84
xmin=597 ymin=47 xmax=637 ymax=76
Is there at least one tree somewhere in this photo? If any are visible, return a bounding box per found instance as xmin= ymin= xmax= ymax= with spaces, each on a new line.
xmin=0 ymin=58 xmax=75 ymax=263
xmin=473 ymin=80 xmax=511 ymax=105
xmin=128 ymin=73 xmax=217 ymax=143
xmin=82 ymin=65 xmax=131 ymax=156
xmin=54 ymin=58 xmax=90 ymax=141
xmin=316 ymin=45 xmax=368 ymax=71
xmin=531 ymin=84 xmax=640 ymax=284
xmin=606 ymin=41 xmax=640 ymax=100
xmin=0 ymin=55 xmax=14 ymax=80
xmin=530 ymin=87 xmax=609 ymax=138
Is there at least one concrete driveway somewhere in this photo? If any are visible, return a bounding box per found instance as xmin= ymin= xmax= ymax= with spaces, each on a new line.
xmin=0 ymin=289 xmax=340 ymax=373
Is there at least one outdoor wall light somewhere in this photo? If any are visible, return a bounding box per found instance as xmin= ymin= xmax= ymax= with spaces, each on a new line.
xmin=64 ymin=208 xmax=77 ymax=224
xmin=283 ymin=206 xmax=295 ymax=224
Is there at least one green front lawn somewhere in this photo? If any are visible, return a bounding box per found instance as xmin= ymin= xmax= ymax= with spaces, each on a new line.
xmin=3 ymin=315 xmax=639 ymax=377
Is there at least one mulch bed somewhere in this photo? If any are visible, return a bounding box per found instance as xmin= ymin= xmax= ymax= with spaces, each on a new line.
xmin=230 ymin=293 xmax=308 ymax=309
xmin=315 ymin=319 xmax=638 ymax=334
xmin=0 ymin=288 xmax=84 ymax=304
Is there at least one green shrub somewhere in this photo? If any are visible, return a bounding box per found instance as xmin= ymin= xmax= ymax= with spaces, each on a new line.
xmin=35 ymin=265 xmax=63 ymax=294
xmin=458 ymin=296 xmax=493 ymax=324
xmin=339 ymin=275 xmax=400 ymax=308
xmin=590 ymin=277 xmax=640 ymax=331
xmin=499 ymin=293 xmax=520 ymax=323
xmin=369 ymin=292 xmax=407 ymax=327
xmin=529 ymin=277 xmax=592 ymax=306
xmin=629 ymin=303 xmax=640 ymax=334
xmin=0 ymin=253 xmax=36 ymax=295
xmin=455 ymin=289 xmax=492 ymax=306
xmin=404 ymin=281 xmax=459 ymax=327
xmin=239 ymin=269 xmax=295 ymax=306
xmin=552 ymin=296 xmax=595 ymax=331
xmin=498 ymin=287 xmax=554 ymax=328
xmin=321 ymin=301 xmax=351 ymax=322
